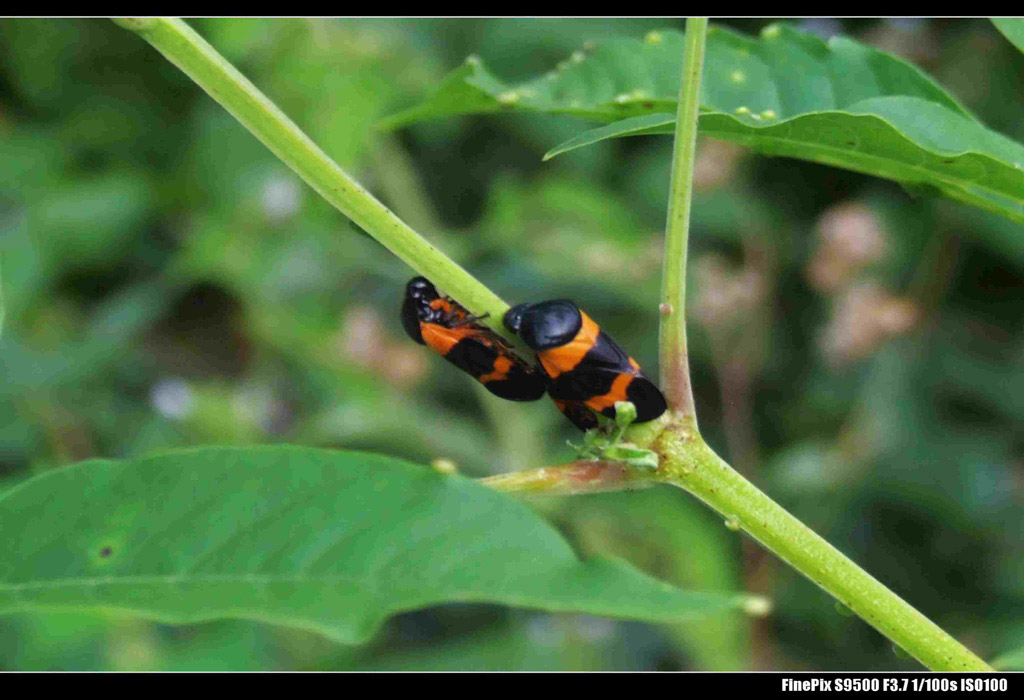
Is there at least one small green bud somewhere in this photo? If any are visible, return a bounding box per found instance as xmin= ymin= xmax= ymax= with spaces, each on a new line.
xmin=430 ymin=458 xmax=458 ymax=475
xmin=604 ymin=444 xmax=658 ymax=470
xmin=614 ymin=401 xmax=637 ymax=429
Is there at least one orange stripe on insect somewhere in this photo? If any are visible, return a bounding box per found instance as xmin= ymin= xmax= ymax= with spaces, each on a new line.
xmin=477 ymin=354 xmax=514 ymax=383
xmin=429 ymin=297 xmax=466 ymax=319
xmin=420 ymin=323 xmax=476 ymax=357
xmin=587 ymin=369 xmax=638 ymax=413
xmin=539 ymin=312 xmax=600 ymax=378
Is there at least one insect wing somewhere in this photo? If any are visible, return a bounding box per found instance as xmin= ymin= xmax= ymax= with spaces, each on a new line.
xmin=552 ymin=399 xmax=600 ymax=431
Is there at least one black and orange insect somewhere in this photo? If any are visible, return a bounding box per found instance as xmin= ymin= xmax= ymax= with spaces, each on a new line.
xmin=402 ymin=277 xmax=547 ymax=402
xmin=504 ymin=300 xmax=667 ymax=430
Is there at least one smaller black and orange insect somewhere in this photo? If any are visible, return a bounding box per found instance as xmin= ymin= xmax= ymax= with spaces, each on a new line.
xmin=504 ymin=300 xmax=667 ymax=430
xmin=402 ymin=277 xmax=547 ymax=402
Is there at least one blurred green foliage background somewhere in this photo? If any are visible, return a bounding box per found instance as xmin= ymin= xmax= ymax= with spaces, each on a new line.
xmin=2 ymin=17 xmax=1024 ymax=671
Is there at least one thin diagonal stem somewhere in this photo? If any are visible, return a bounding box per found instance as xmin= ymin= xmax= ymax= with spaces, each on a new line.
xmin=113 ymin=17 xmax=512 ymax=337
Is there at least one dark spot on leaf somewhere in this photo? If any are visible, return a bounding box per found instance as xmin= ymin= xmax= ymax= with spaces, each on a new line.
xmin=99 ymin=546 xmax=113 ymax=558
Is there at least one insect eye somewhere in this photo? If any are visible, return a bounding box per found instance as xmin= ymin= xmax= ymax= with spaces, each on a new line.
xmin=504 ymin=304 xmax=528 ymax=333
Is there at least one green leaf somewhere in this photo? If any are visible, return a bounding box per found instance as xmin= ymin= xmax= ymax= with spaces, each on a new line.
xmin=383 ymin=25 xmax=970 ymax=128
xmin=992 ymin=18 xmax=1024 ymax=55
xmin=564 ymin=488 xmax=749 ymax=669
xmin=382 ymin=24 xmax=1024 ymax=224
xmin=0 ymin=257 xmax=5 ymax=339
xmin=0 ymin=446 xmax=740 ymax=642
xmin=543 ymin=113 xmax=676 ymax=160
xmin=548 ymin=97 xmax=1024 ymax=223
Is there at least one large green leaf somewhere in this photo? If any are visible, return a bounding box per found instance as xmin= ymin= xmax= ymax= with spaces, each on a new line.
xmin=382 ymin=24 xmax=1024 ymax=224
xmin=0 ymin=446 xmax=741 ymax=642
xmin=563 ymin=488 xmax=748 ymax=670
xmin=0 ymin=257 xmax=5 ymax=339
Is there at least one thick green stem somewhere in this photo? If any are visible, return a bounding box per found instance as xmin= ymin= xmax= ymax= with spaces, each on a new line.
xmin=658 ymin=17 xmax=706 ymax=419
xmin=112 ymin=17 xmax=511 ymax=336
xmin=653 ymin=428 xmax=992 ymax=672
xmin=648 ymin=16 xmax=989 ymax=672
xmin=482 ymin=460 xmax=658 ymax=496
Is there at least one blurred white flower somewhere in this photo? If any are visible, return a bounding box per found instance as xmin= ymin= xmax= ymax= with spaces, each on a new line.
xmin=525 ymin=615 xmax=563 ymax=647
xmin=694 ymin=253 xmax=766 ymax=331
xmin=150 ymin=378 xmax=195 ymax=419
xmin=819 ymin=282 xmax=920 ymax=365
xmin=339 ymin=305 xmax=385 ymax=370
xmin=807 ymin=201 xmax=887 ymax=293
xmin=576 ymin=615 xmax=616 ymax=642
xmin=260 ymin=173 xmax=302 ymax=222
xmin=693 ymin=137 xmax=745 ymax=191
xmin=337 ymin=305 xmax=427 ymax=388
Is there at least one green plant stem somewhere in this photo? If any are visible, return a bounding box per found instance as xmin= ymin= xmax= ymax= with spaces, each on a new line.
xmin=650 ymin=16 xmax=989 ymax=672
xmin=649 ymin=426 xmax=992 ymax=672
xmin=112 ymin=17 xmax=512 ymax=337
xmin=658 ymin=17 xmax=706 ymax=420
xmin=482 ymin=460 xmax=659 ymax=496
